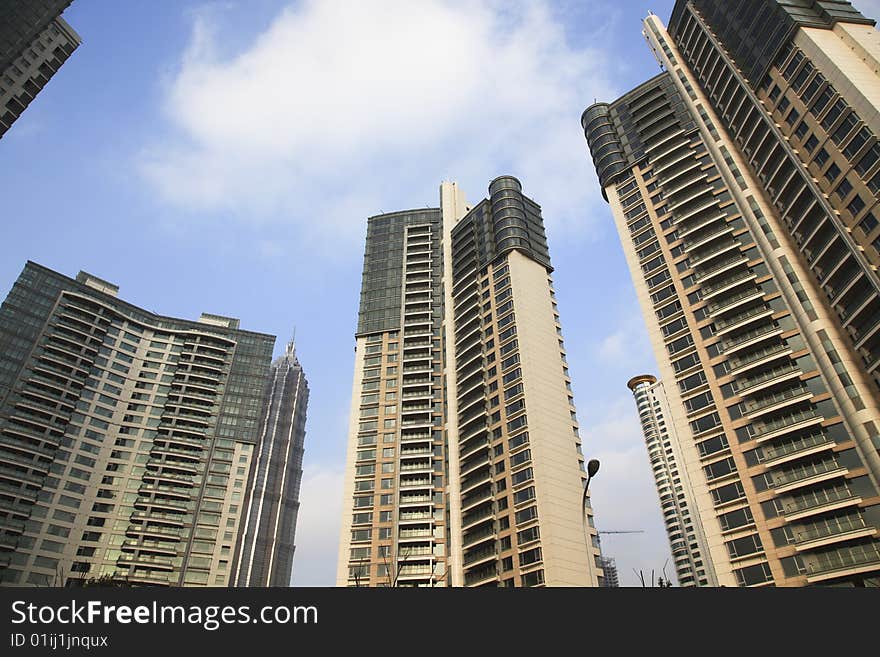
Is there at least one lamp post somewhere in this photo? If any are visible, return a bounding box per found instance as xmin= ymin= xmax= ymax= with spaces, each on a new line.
xmin=582 ymin=459 xmax=600 ymax=518
xmin=581 ymin=459 xmax=600 ymax=585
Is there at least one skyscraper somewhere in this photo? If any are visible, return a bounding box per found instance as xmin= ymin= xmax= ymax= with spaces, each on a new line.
xmin=582 ymin=1 xmax=880 ymax=586
xmin=0 ymin=1 xmax=80 ymax=138
xmin=337 ymin=177 xmax=602 ymax=587
xmin=627 ymin=374 xmax=715 ymax=586
xmin=597 ymin=554 xmax=619 ymax=587
xmin=0 ymin=262 xmax=275 ymax=587
xmin=235 ymin=340 xmax=309 ymax=587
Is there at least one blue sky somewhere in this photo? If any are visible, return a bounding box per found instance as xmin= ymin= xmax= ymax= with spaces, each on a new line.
xmin=4 ymin=0 xmax=879 ymax=587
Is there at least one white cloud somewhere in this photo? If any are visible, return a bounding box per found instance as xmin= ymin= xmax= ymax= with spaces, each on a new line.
xmin=291 ymin=465 xmax=344 ymax=586
xmin=594 ymin=307 xmax=654 ymax=369
xmin=140 ymin=0 xmax=619 ymax=250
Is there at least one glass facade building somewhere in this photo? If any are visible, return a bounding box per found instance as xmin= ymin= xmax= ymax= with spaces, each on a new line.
xmin=0 ymin=0 xmax=80 ymax=138
xmin=0 ymin=262 xmax=276 ymax=586
xmin=235 ymin=340 xmax=309 ymax=587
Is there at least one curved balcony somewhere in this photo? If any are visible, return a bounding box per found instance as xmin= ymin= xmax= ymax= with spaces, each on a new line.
xmin=781 ymin=486 xmax=860 ymax=522
xmin=694 ymin=256 xmax=749 ymax=285
xmin=743 ymin=384 xmax=812 ymax=419
xmin=689 ymin=240 xmax=741 ymax=269
xmin=700 ymin=270 xmax=757 ymax=301
xmin=664 ymin=171 xmax=709 ymax=200
xmin=759 ymin=431 xmax=833 ymax=467
xmin=751 ymin=407 xmax=824 ymax=443
xmin=805 ymin=543 xmax=880 ymax=583
xmin=771 ymin=457 xmax=847 ymax=494
xmin=463 ymin=544 xmax=498 ymax=568
xmin=677 ymin=212 xmax=726 ymax=240
xmin=733 ymin=363 xmax=802 ymax=397
xmin=463 ymin=564 xmax=499 ymax=587
xmin=714 ymin=305 xmax=774 ymax=336
xmin=720 ymin=322 xmax=782 ymax=355
xmin=460 ymin=466 xmax=492 ymax=494
xmin=461 ymin=483 xmax=494 ymax=512
xmin=0 ymin=464 xmax=44 ymax=486
xmin=728 ymin=342 xmax=791 ymax=377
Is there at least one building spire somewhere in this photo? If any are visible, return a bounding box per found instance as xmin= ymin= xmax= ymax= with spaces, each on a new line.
xmin=286 ymin=328 xmax=297 ymax=361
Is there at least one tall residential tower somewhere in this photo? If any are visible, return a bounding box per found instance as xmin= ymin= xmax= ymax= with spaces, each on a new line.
xmin=337 ymin=177 xmax=602 ymax=587
xmin=0 ymin=1 xmax=80 ymax=138
xmin=235 ymin=340 xmax=309 ymax=586
xmin=583 ymin=1 xmax=880 ymax=586
xmin=0 ymin=262 xmax=275 ymax=586
xmin=627 ymin=374 xmax=715 ymax=586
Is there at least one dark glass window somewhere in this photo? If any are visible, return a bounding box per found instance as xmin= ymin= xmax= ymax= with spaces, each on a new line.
xmin=858 ymin=212 xmax=878 ymax=235
xmin=835 ymin=178 xmax=853 ymax=199
xmin=847 ymin=195 xmax=866 ymax=217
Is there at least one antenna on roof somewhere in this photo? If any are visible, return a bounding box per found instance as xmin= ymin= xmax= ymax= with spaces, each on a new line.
xmin=287 ymin=327 xmax=296 ymax=357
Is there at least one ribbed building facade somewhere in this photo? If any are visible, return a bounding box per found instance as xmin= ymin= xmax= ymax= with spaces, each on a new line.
xmin=582 ymin=1 xmax=880 ymax=586
xmin=235 ymin=340 xmax=308 ymax=586
xmin=0 ymin=262 xmax=275 ymax=586
xmin=627 ymin=374 xmax=715 ymax=586
xmin=0 ymin=0 xmax=80 ymax=138
xmin=337 ymin=177 xmax=602 ymax=587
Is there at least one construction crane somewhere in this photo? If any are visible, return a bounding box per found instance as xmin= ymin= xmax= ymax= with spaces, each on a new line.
xmin=598 ymin=530 xmax=645 ymax=535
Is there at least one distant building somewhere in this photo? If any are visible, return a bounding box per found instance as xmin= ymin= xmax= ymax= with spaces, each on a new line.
xmin=0 ymin=1 xmax=81 ymax=137
xmin=235 ymin=340 xmax=309 ymax=586
xmin=627 ymin=375 xmax=715 ymax=586
xmin=598 ymin=555 xmax=619 ymax=588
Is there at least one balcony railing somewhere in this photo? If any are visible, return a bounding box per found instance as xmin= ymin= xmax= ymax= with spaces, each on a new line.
xmin=761 ymin=430 xmax=830 ymax=464
xmin=770 ymin=457 xmax=841 ymax=489
xmin=701 ymin=270 xmax=755 ymax=298
xmin=689 ymin=240 xmax=740 ymax=269
xmin=399 ymin=478 xmax=431 ymax=488
xmin=0 ymin=464 xmax=43 ymax=484
xmin=781 ymin=485 xmax=855 ymax=517
xmin=733 ymin=363 xmax=801 ymax=395
xmin=462 ymin=503 xmax=495 ymax=528
xmin=463 ymin=524 xmax=496 ymax=547
xmin=399 ymin=529 xmax=432 ymax=539
xmin=400 ymin=512 xmax=433 ymax=521
xmin=792 ymin=513 xmax=867 ymax=545
xmin=694 ymin=256 xmax=747 ymax=283
xmin=806 ymin=544 xmax=880 ymax=575
xmin=744 ymin=384 xmax=809 ymax=416
xmin=400 ymin=495 xmax=431 ymax=505
xmin=681 ymin=221 xmax=731 ymax=250
xmin=720 ymin=322 xmax=779 ymax=353
xmin=463 ymin=546 xmax=497 ymax=566
xmin=729 ymin=342 xmax=790 ymax=373
xmin=400 ymin=461 xmax=432 ymax=472
xmin=715 ymin=305 xmax=773 ymax=334
xmin=707 ymin=287 xmax=764 ymax=316
xmin=752 ymin=407 xmax=822 ymax=440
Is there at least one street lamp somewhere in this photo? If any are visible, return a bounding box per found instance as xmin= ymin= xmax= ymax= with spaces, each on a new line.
xmin=581 ymin=459 xmax=600 ymax=585
xmin=582 ymin=458 xmax=600 ymax=516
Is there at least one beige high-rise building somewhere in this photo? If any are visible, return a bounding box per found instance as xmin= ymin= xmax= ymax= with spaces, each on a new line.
xmin=583 ymin=1 xmax=880 ymax=587
xmin=336 ymin=177 xmax=602 ymax=587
